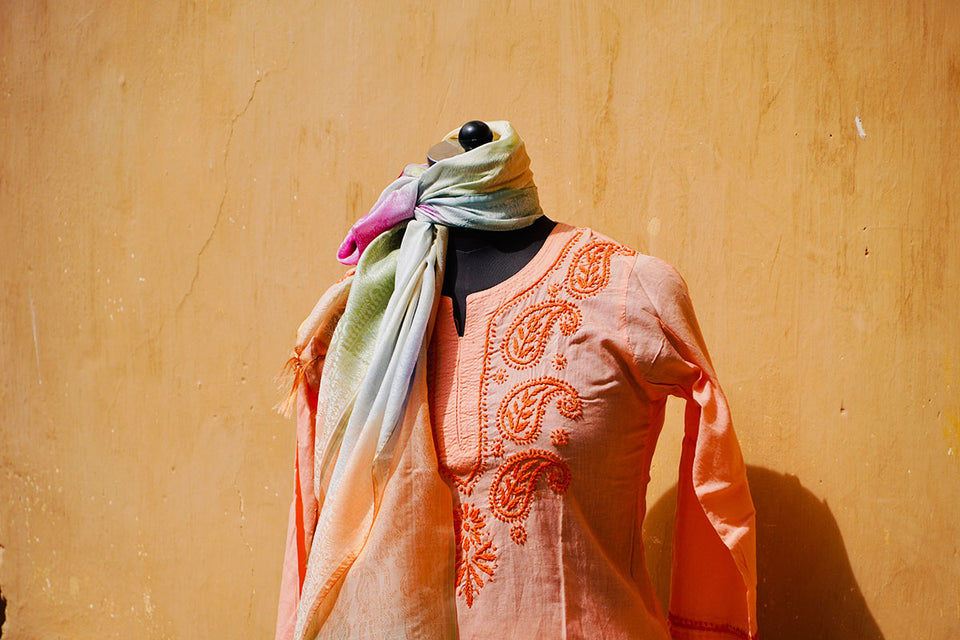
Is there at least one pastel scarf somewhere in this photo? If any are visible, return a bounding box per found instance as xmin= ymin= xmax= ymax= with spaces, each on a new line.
xmin=294 ymin=122 xmax=542 ymax=638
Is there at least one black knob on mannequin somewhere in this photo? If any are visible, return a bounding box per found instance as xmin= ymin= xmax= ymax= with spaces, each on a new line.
xmin=458 ymin=120 xmax=493 ymax=151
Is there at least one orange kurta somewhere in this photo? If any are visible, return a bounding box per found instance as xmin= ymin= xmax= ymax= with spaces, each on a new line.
xmin=277 ymin=223 xmax=757 ymax=640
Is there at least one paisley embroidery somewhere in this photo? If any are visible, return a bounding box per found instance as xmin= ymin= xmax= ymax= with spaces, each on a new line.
xmin=462 ymin=231 xmax=583 ymax=496
xmin=430 ymin=231 xmax=646 ymax=591
xmin=489 ymin=449 xmax=572 ymax=544
xmin=455 ymin=503 xmax=498 ymax=608
xmin=496 ymin=377 xmax=582 ymax=445
xmin=501 ymin=300 xmax=582 ymax=368
xmin=565 ymin=240 xmax=636 ymax=298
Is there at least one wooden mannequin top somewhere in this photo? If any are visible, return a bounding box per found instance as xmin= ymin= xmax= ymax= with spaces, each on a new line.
xmin=428 ymin=122 xmax=555 ymax=336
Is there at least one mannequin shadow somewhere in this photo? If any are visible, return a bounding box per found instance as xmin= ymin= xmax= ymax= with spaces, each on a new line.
xmin=642 ymin=466 xmax=886 ymax=639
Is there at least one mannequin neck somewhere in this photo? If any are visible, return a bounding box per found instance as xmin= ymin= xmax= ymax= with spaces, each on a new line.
xmin=441 ymin=216 xmax=556 ymax=336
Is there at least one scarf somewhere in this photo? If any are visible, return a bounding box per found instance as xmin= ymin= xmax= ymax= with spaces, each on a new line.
xmin=294 ymin=122 xmax=542 ymax=639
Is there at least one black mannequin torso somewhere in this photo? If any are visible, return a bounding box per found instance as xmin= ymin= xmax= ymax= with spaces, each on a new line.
xmin=441 ymin=215 xmax=556 ymax=336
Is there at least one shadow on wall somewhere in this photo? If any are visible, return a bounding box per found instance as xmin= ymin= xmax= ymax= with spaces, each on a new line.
xmin=643 ymin=466 xmax=885 ymax=640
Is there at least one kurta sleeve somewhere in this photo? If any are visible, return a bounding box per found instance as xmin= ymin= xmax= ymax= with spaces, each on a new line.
xmin=626 ymin=255 xmax=758 ymax=640
xmin=275 ymin=272 xmax=354 ymax=640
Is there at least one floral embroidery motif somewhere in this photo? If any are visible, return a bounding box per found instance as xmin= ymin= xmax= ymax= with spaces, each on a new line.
xmin=496 ymin=377 xmax=583 ymax=445
xmin=493 ymin=368 xmax=508 ymax=384
xmin=510 ymin=524 xmax=527 ymax=545
xmin=489 ymin=449 xmax=572 ymax=544
xmin=488 ymin=438 xmax=505 ymax=458
xmin=552 ymin=353 xmax=567 ymax=370
xmin=550 ymin=428 xmax=569 ymax=447
xmin=565 ymin=240 xmax=636 ymax=298
xmin=455 ymin=503 xmax=498 ymax=608
xmin=547 ymin=282 xmax=562 ymax=297
xmin=501 ymin=300 xmax=582 ymax=368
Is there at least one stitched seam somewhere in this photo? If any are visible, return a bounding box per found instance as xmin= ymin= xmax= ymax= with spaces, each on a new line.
xmin=668 ymin=613 xmax=755 ymax=640
xmin=624 ymin=255 xmax=668 ymax=380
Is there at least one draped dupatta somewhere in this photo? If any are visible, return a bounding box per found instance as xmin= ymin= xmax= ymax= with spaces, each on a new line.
xmin=288 ymin=122 xmax=543 ymax=639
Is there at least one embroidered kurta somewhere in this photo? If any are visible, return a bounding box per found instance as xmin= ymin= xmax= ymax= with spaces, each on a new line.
xmin=277 ymin=223 xmax=757 ymax=640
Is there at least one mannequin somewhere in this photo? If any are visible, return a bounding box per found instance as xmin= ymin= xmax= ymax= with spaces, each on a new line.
xmin=429 ymin=121 xmax=556 ymax=335
xmin=276 ymin=120 xmax=758 ymax=640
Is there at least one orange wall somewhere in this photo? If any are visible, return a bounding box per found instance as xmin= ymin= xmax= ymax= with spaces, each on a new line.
xmin=1 ymin=1 xmax=958 ymax=638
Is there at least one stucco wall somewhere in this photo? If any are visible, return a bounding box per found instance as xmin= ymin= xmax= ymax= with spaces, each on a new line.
xmin=1 ymin=1 xmax=958 ymax=638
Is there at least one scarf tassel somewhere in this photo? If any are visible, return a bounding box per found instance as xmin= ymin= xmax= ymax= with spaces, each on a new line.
xmin=275 ymin=348 xmax=323 ymax=417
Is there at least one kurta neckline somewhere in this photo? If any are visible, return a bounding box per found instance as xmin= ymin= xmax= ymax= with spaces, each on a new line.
xmin=438 ymin=221 xmax=576 ymax=339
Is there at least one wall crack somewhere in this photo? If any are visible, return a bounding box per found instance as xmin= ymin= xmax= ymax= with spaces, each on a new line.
xmin=176 ymin=71 xmax=269 ymax=314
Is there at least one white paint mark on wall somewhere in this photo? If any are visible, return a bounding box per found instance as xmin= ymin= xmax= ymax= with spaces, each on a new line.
xmin=30 ymin=292 xmax=43 ymax=385
xmin=647 ymin=216 xmax=661 ymax=238
xmin=855 ymin=115 xmax=867 ymax=138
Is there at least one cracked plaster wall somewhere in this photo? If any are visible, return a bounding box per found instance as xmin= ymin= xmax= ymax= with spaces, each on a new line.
xmin=1 ymin=1 xmax=959 ymax=638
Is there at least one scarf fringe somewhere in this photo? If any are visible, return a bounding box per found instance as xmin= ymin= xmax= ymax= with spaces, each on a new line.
xmin=275 ymin=348 xmax=323 ymax=418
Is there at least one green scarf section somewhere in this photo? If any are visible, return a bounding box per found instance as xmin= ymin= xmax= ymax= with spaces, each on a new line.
xmin=314 ymin=224 xmax=406 ymax=498
xmin=294 ymin=121 xmax=540 ymax=639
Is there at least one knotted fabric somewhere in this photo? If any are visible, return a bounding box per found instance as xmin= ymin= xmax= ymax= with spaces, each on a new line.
xmin=293 ymin=122 xmax=542 ymax=639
